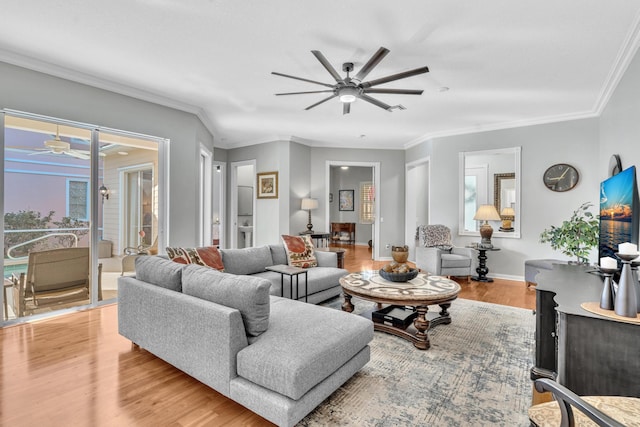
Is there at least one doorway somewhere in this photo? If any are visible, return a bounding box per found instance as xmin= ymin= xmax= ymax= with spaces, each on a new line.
xmin=405 ymin=157 xmax=430 ymax=262
xmin=325 ymin=161 xmax=380 ymax=260
xmin=230 ymin=160 xmax=255 ymax=249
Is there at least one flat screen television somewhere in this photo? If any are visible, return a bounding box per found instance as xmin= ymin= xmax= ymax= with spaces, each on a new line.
xmin=599 ymin=165 xmax=639 ymax=266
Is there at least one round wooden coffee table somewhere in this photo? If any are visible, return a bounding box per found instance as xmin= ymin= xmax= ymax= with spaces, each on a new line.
xmin=339 ymin=270 xmax=461 ymax=350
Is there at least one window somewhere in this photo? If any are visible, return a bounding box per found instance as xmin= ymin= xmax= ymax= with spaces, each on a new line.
xmin=359 ymin=182 xmax=374 ymax=224
xmin=67 ymin=179 xmax=89 ymax=220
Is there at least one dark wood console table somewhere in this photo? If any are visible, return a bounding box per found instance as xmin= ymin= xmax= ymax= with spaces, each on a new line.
xmin=533 ymin=263 xmax=640 ymax=397
xmin=331 ymin=222 xmax=355 ymax=245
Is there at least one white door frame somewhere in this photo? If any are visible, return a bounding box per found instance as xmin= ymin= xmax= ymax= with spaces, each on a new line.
xmin=199 ymin=144 xmax=213 ymax=247
xmin=405 ymin=156 xmax=430 ymax=262
xmin=325 ymin=160 xmax=381 ymax=260
xmin=212 ymin=161 xmax=226 ymax=248
xmin=230 ymin=159 xmax=256 ymax=249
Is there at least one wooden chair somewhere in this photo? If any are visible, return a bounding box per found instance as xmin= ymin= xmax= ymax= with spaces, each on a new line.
xmin=11 ymin=247 xmax=102 ymax=317
xmin=529 ymin=378 xmax=640 ymax=427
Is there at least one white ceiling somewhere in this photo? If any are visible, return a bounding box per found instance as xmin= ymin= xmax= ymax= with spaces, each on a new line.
xmin=2 ymin=1 xmax=640 ymax=150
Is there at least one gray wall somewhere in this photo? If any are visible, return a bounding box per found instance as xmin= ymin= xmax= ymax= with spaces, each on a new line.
xmin=310 ymin=147 xmax=405 ymax=259
xmin=600 ymin=44 xmax=640 ymax=181
xmin=407 ymin=118 xmax=600 ymax=279
xmin=226 ymin=140 xmax=291 ymax=246
xmin=0 ymin=61 xmax=213 ymax=247
xmin=289 ymin=142 xmax=311 ymax=234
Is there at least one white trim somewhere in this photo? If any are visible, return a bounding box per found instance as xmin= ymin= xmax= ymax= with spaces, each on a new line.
xmin=405 ymin=156 xmax=430 ymax=261
xmin=230 ymin=160 xmax=256 ymax=249
xmin=199 ymin=144 xmax=213 ymax=247
xmin=66 ymin=178 xmax=90 ymax=221
xmin=212 ymin=161 xmax=226 ymax=249
xmin=459 ymin=147 xmax=521 ymax=239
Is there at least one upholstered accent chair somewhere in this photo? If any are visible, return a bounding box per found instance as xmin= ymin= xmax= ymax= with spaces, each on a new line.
xmin=414 ymin=225 xmax=474 ymax=281
xmin=529 ymin=378 xmax=640 ymax=427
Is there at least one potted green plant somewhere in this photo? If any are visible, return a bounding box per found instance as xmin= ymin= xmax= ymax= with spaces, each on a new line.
xmin=539 ymin=202 xmax=600 ymax=264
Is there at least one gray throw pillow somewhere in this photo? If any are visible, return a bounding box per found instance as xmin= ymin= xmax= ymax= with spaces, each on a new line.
xmin=181 ymin=264 xmax=271 ymax=337
xmin=135 ymin=256 xmax=185 ymax=292
xmin=220 ymin=246 xmax=273 ymax=275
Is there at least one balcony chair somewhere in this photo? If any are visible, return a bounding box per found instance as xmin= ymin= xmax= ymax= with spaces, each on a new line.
xmin=121 ymin=237 xmax=158 ymax=275
xmin=529 ymin=378 xmax=640 ymax=427
xmin=414 ymin=224 xmax=474 ymax=281
xmin=11 ymin=247 xmax=102 ymax=318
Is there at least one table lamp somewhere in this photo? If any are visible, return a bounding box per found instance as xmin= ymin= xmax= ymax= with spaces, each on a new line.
xmin=499 ymin=207 xmax=515 ymax=232
xmin=473 ymin=204 xmax=501 ymax=247
xmin=301 ymin=198 xmax=318 ymax=233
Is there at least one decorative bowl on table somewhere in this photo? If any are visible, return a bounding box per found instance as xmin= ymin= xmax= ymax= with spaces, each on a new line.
xmin=379 ymin=268 xmax=419 ymax=282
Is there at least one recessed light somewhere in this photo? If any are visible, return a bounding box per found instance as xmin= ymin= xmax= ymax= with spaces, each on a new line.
xmin=117 ymin=151 xmax=129 ymax=155
xmin=439 ymin=87 xmax=450 ymax=92
xmin=359 ymin=134 xmax=366 ymax=138
xmin=341 ymin=166 xmax=349 ymax=170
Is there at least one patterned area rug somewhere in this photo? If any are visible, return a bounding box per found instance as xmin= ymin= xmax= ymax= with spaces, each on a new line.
xmin=300 ymin=297 xmax=535 ymax=426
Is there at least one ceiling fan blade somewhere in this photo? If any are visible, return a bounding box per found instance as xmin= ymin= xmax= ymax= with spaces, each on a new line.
xmin=305 ymin=94 xmax=338 ymax=110
xmin=363 ymin=88 xmax=424 ymax=95
xmin=66 ymin=151 xmax=90 ymax=160
xmin=361 ymin=66 xmax=430 ymax=88
xmin=358 ymin=94 xmax=393 ymax=111
xmin=354 ymin=47 xmax=390 ymax=82
xmin=311 ymin=50 xmax=343 ymax=83
xmin=271 ymin=72 xmax=334 ymax=88
xmin=343 ymin=103 xmax=351 ymax=115
xmin=275 ymin=90 xmax=335 ymax=96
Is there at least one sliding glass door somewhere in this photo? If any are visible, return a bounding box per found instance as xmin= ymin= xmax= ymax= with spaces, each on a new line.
xmin=2 ymin=112 xmax=165 ymax=323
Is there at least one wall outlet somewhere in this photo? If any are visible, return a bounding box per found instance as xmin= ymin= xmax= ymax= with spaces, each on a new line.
xmin=385 ymin=244 xmax=391 ymax=249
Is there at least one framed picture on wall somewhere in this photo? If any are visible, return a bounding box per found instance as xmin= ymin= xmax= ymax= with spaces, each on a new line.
xmin=339 ymin=189 xmax=354 ymax=211
xmin=257 ymin=171 xmax=278 ymax=199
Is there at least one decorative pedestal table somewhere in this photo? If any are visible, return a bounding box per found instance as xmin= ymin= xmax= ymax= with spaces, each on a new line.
xmin=339 ymin=271 xmax=460 ymax=350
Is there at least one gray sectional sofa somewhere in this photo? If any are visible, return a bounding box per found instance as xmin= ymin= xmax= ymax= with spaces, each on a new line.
xmin=219 ymin=243 xmax=347 ymax=304
xmin=118 ymin=255 xmax=373 ymax=427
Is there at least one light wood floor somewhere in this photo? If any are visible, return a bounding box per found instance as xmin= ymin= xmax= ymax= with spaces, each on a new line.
xmin=1 ymin=245 xmax=536 ymax=426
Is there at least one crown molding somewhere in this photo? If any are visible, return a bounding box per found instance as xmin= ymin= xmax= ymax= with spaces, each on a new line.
xmin=593 ymin=9 xmax=640 ymax=114
xmin=0 ymin=48 xmax=222 ymax=137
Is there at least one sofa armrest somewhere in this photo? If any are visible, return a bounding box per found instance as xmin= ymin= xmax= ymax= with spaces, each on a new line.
xmin=315 ymin=250 xmax=337 ymax=268
xmin=415 ymin=247 xmax=444 ymax=275
xmin=118 ymin=276 xmax=248 ymax=397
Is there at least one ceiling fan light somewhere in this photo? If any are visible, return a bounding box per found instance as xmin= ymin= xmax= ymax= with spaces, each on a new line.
xmin=339 ymin=87 xmax=359 ymax=103
xmin=340 ymin=94 xmax=356 ymax=103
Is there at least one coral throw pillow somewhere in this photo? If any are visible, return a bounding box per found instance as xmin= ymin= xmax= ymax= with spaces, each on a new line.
xmin=281 ymin=235 xmax=317 ymax=268
xmin=166 ymin=246 xmax=225 ymax=271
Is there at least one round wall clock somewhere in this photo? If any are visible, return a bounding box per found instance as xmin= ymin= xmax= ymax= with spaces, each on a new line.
xmin=543 ymin=163 xmax=579 ymax=192
xmin=609 ymin=154 xmax=622 ymax=176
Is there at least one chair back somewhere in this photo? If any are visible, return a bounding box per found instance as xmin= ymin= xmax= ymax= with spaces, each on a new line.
xmin=416 ymin=225 xmax=453 ymax=249
xmin=25 ymin=247 xmax=90 ymax=296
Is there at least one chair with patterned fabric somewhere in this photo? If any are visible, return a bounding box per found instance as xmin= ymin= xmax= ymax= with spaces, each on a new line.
xmin=529 ymin=378 xmax=640 ymax=427
xmin=414 ymin=224 xmax=474 ymax=282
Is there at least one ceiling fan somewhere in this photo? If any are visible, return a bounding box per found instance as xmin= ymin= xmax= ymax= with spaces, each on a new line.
xmin=272 ymin=46 xmax=429 ymax=114
xmin=8 ymin=126 xmax=100 ymax=160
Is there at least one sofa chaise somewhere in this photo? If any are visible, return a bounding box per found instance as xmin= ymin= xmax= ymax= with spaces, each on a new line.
xmin=118 ymin=255 xmax=373 ymax=427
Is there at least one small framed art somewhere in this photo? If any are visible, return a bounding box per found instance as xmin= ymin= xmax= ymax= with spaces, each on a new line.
xmin=257 ymin=171 xmax=278 ymax=199
xmin=339 ymin=189 xmax=354 ymax=211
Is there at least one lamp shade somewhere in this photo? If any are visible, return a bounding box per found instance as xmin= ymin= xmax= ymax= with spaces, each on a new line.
xmin=473 ymin=204 xmax=501 ymax=221
xmin=301 ymin=198 xmax=318 ymax=210
xmin=500 ymin=207 xmax=515 ymax=217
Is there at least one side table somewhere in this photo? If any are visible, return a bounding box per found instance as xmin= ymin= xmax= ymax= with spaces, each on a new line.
xmin=299 ymin=231 xmax=330 ymax=248
xmin=315 ymin=247 xmax=346 ymax=269
xmin=265 ymin=264 xmax=309 ymax=302
xmin=468 ymin=246 xmax=500 ymax=282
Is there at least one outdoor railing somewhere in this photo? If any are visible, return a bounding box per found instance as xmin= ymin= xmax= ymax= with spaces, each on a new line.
xmin=5 ymin=227 xmax=91 ymax=261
